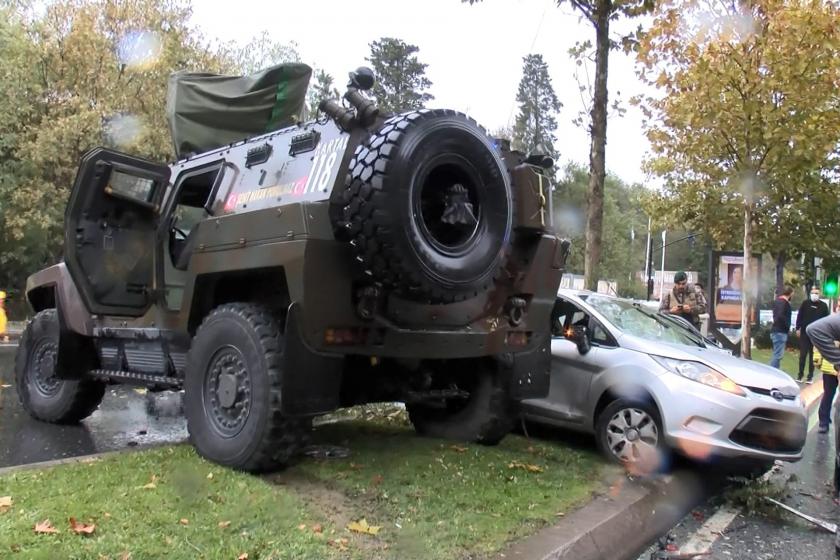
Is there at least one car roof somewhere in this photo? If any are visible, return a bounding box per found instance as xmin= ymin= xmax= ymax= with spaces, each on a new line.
xmin=557 ymin=288 xmax=618 ymax=301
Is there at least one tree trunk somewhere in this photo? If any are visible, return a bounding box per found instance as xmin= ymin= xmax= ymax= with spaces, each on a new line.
xmin=741 ymin=201 xmax=753 ymax=359
xmin=774 ymin=250 xmax=786 ymax=297
xmin=583 ymin=0 xmax=610 ymax=291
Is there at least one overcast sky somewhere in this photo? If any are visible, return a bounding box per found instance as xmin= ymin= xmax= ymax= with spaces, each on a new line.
xmin=190 ymin=0 xmax=654 ymax=185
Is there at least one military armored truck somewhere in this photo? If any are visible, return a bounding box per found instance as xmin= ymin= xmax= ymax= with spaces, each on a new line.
xmin=16 ymin=65 xmax=568 ymax=471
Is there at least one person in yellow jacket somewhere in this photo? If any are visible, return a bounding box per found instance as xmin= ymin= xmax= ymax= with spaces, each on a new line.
xmin=813 ymin=344 xmax=839 ymax=433
xmin=0 ymin=291 xmax=7 ymax=342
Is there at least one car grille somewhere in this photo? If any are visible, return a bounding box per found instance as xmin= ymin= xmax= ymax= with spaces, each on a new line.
xmin=744 ymin=386 xmax=796 ymax=401
xmin=729 ymin=408 xmax=806 ymax=454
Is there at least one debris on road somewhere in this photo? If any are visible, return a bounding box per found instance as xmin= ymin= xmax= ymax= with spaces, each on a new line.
xmin=764 ymin=497 xmax=837 ymax=533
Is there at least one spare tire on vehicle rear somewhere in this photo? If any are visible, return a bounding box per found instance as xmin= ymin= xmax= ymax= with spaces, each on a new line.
xmin=333 ymin=109 xmax=513 ymax=303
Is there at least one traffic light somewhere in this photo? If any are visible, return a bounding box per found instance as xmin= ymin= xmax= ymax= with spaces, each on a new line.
xmin=825 ymin=273 xmax=838 ymax=297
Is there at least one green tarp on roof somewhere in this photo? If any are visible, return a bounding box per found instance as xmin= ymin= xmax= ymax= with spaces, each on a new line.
xmin=166 ymin=63 xmax=312 ymax=158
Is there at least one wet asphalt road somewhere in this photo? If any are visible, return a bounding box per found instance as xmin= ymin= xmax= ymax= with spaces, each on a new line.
xmin=0 ymin=345 xmax=187 ymax=468
xmin=640 ymin=409 xmax=838 ymax=560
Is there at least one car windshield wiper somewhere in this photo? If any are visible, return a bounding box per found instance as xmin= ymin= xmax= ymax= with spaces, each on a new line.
xmin=631 ymin=306 xmax=706 ymax=347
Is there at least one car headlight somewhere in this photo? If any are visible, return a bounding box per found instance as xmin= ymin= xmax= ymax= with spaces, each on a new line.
xmin=652 ymin=356 xmax=745 ymax=397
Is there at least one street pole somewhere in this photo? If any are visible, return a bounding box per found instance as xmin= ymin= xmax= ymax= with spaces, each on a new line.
xmin=659 ymin=230 xmax=667 ymax=302
xmin=644 ymin=217 xmax=651 ymax=300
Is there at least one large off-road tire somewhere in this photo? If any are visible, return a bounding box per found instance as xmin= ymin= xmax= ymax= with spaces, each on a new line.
xmin=334 ymin=109 xmax=513 ymax=303
xmin=406 ymin=361 xmax=514 ymax=445
xmin=185 ymin=303 xmax=308 ymax=472
xmin=595 ymin=398 xmax=669 ymax=473
xmin=15 ymin=309 xmax=105 ymax=424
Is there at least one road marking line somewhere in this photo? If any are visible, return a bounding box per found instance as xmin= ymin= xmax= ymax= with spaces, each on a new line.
xmin=801 ymin=376 xmax=824 ymax=410
xmin=808 ymin=406 xmax=821 ymax=433
xmin=680 ymin=506 xmax=740 ymax=554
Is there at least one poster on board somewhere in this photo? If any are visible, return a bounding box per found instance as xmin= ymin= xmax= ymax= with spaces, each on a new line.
xmin=712 ymin=252 xmax=761 ymax=325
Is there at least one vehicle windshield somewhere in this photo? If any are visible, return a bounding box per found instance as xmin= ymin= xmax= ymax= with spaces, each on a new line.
xmin=580 ymin=294 xmax=703 ymax=347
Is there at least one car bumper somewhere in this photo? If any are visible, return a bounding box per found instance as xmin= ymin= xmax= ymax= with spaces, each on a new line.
xmin=654 ymin=372 xmax=807 ymax=462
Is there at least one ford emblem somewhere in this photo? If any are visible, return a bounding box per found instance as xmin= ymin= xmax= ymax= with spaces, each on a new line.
xmin=770 ymin=389 xmax=784 ymax=401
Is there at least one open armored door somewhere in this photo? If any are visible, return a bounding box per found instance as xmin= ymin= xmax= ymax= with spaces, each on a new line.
xmin=64 ymin=148 xmax=170 ymax=317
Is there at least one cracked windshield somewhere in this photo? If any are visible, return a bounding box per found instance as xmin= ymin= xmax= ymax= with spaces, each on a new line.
xmin=0 ymin=0 xmax=838 ymax=559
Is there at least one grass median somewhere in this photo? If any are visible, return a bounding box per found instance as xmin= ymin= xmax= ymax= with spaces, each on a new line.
xmin=750 ymin=347 xmax=800 ymax=379
xmin=0 ymin=413 xmax=603 ymax=559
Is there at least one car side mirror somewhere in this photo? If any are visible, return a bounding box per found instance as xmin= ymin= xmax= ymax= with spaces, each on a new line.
xmin=565 ymin=325 xmax=591 ymax=354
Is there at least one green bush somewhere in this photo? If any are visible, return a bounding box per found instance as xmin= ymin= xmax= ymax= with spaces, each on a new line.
xmin=753 ymin=324 xmax=772 ymax=349
xmin=752 ymin=324 xmax=798 ymax=350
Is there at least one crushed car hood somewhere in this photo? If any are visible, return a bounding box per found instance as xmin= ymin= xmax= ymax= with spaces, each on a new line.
xmin=624 ymin=336 xmax=800 ymax=396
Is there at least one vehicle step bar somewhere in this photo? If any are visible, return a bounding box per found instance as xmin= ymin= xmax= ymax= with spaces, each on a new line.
xmin=88 ymin=369 xmax=182 ymax=389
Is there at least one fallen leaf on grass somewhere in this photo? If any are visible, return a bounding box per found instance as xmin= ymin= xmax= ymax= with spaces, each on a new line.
xmin=328 ymin=537 xmax=350 ymax=551
xmin=0 ymin=496 xmax=12 ymax=512
xmin=347 ymin=518 xmax=381 ymax=535
xmin=119 ymin=552 xmax=131 ymax=560
xmin=137 ymin=474 xmax=158 ymax=490
xmin=69 ymin=517 xmax=96 ymax=535
xmin=297 ymin=523 xmax=307 ymax=531
xmin=348 ymin=462 xmax=363 ymax=470
xmin=312 ymin=523 xmax=323 ymax=534
xmin=371 ymin=474 xmax=383 ymax=486
xmin=237 ymin=554 xmax=248 ymax=560
xmin=449 ymin=445 xmax=468 ymax=453
xmin=34 ymin=520 xmax=59 ymax=534
xmin=206 ymin=472 xmax=214 ymax=480
xmin=508 ymin=461 xmax=543 ymax=473
xmin=179 ymin=518 xmax=189 ymax=525
xmin=218 ymin=521 xmax=231 ymax=529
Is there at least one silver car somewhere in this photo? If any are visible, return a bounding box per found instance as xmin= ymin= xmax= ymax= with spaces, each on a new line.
xmin=521 ymin=290 xmax=807 ymax=469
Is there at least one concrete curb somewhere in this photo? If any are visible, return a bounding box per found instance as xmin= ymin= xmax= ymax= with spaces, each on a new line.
xmin=0 ymin=441 xmax=185 ymax=477
xmin=499 ymin=469 xmax=716 ymax=560
xmin=500 ymin=380 xmax=824 ymax=560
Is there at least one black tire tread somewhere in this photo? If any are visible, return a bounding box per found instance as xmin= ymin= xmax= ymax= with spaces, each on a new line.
xmin=15 ymin=309 xmax=105 ymax=424
xmin=187 ymin=303 xmax=308 ymax=472
xmin=335 ymin=109 xmax=504 ymax=304
xmin=407 ymin=363 xmax=514 ymax=445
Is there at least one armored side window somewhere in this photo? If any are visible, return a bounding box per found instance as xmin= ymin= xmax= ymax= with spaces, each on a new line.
xmin=103 ymin=166 xmax=161 ymax=208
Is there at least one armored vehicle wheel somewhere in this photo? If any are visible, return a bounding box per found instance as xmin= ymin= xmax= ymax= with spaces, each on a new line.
xmin=15 ymin=309 xmax=105 ymax=423
xmin=406 ymin=361 xmax=514 ymax=445
xmin=336 ymin=109 xmax=513 ymax=303
xmin=185 ymin=303 xmax=309 ymax=472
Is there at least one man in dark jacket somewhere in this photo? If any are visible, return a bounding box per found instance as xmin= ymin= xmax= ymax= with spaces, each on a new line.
xmin=806 ymin=312 xmax=840 ymax=501
xmin=660 ymin=271 xmax=705 ymax=328
xmin=770 ymin=286 xmax=793 ymax=369
xmin=796 ymin=286 xmax=829 ymax=382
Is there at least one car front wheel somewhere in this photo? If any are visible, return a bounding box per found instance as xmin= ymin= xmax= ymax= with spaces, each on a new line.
xmin=595 ymin=398 xmax=668 ymax=473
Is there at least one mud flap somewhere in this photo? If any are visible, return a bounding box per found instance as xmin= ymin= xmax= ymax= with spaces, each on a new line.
xmin=501 ymin=337 xmax=551 ymax=401
xmin=55 ymin=306 xmax=97 ymax=380
xmin=281 ymin=303 xmax=344 ymax=416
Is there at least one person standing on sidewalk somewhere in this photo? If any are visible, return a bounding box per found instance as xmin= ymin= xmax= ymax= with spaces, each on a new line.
xmin=660 ymin=271 xmax=705 ymax=329
xmin=770 ymin=286 xmax=793 ymax=369
xmin=808 ymin=311 xmax=840 ymax=436
xmin=796 ymin=286 xmax=829 ymax=383
xmin=812 ymin=345 xmax=838 ymax=433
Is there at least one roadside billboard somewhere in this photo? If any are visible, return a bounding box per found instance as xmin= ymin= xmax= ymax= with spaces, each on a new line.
xmin=712 ymin=252 xmax=761 ymax=326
